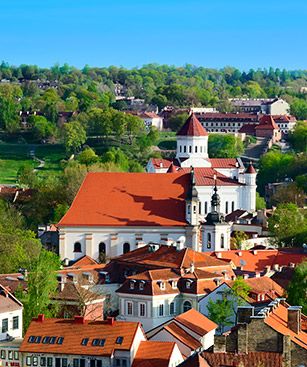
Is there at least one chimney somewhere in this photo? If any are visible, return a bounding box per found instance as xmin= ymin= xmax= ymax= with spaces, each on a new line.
xmin=255 ymin=272 xmax=261 ymax=278
xmin=288 ymin=306 xmax=302 ymax=334
xmin=214 ymin=278 xmax=221 ymax=286
xmin=243 ymin=274 xmax=249 ymax=280
xmin=74 ymin=316 xmax=85 ymax=324
xmin=237 ymin=251 xmax=242 ymax=257
xmin=37 ymin=314 xmax=45 ymax=323
xmin=252 ymin=250 xmax=258 ymax=255
xmin=273 ymin=264 xmax=280 ymax=272
xmin=106 ymin=317 xmax=115 ymax=326
xmin=237 ymin=306 xmax=254 ymax=324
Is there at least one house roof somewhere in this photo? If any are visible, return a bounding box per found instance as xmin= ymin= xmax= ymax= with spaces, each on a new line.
xmin=225 ymin=276 xmax=285 ymax=304
xmin=256 ymin=115 xmax=279 ymax=130
xmin=209 ymin=158 xmax=239 ymax=169
xmin=132 ymin=341 xmax=177 ymax=367
xmin=245 ymin=162 xmax=256 ymax=174
xmin=114 ymin=244 xmax=232 ymax=270
xmin=58 ymin=172 xmax=190 ymax=227
xmin=264 ymin=303 xmax=307 ymax=349
xmin=201 ymin=351 xmax=283 ymax=367
xmin=0 ymin=274 xmax=27 ymax=293
xmin=149 ymin=158 xmax=172 ymax=169
xmin=179 ymin=353 xmax=210 ymax=367
xmin=164 ymin=322 xmax=202 ymax=350
xmin=238 ymin=124 xmax=257 ymax=134
xmin=0 ymin=284 xmax=23 ymax=312
xmin=20 ymin=317 xmax=141 ymax=356
xmin=177 ymin=113 xmax=208 ymax=137
xmin=180 ymin=167 xmax=242 ymax=186
xmin=175 ymin=308 xmax=217 ymax=335
xmin=210 ymin=248 xmax=306 ymax=273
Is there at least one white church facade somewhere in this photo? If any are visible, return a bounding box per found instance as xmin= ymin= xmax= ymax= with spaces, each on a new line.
xmin=58 ymin=113 xmax=257 ymax=262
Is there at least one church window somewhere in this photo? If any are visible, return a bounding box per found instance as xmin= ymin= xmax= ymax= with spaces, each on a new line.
xmin=74 ymin=242 xmax=81 ymax=253
xmin=189 ymin=146 xmax=192 ymax=153
xmin=199 ymin=202 xmax=201 ymax=214
xmin=195 ymin=146 xmax=198 ymax=153
xmin=169 ymin=302 xmax=175 ymax=315
xmin=123 ymin=242 xmax=130 ymax=254
xmin=205 ymin=202 xmax=208 ymax=214
xmin=207 ymin=233 xmax=211 ymax=249
xmin=225 ymin=202 xmax=229 ymax=214
xmin=179 ymin=145 xmax=182 ymax=153
xmin=193 ymin=205 xmax=196 ymax=214
xmin=231 ymin=201 xmax=235 ymax=212
xmin=183 ymin=300 xmax=192 ymax=312
xmin=200 ymin=146 xmax=202 ymax=153
xmin=221 ymin=234 xmax=225 ymax=249
xmin=184 ymin=146 xmax=187 ymax=153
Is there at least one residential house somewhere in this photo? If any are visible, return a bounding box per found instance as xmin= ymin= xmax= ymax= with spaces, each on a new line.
xmin=147 ymin=309 xmax=217 ymax=356
xmin=230 ymin=98 xmax=290 ymax=115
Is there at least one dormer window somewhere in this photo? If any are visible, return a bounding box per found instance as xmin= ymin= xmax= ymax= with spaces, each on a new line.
xmin=186 ymin=280 xmax=192 ymax=289
xmin=159 ymin=281 xmax=165 ymax=290
xmin=130 ymin=280 xmax=135 ymax=290
xmin=139 ymin=281 xmax=145 ymax=290
xmin=171 ymin=280 xmax=177 ymax=289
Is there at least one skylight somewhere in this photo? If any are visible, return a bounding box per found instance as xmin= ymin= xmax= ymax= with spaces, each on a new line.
xmin=49 ymin=337 xmax=56 ymax=344
xmin=116 ymin=336 xmax=124 ymax=345
xmin=57 ymin=337 xmax=64 ymax=345
xmin=42 ymin=336 xmax=50 ymax=344
xmin=99 ymin=339 xmax=105 ymax=347
xmin=81 ymin=338 xmax=89 ymax=346
xmin=92 ymin=339 xmax=99 ymax=346
xmin=35 ymin=336 xmax=42 ymax=343
xmin=28 ymin=336 xmax=36 ymax=343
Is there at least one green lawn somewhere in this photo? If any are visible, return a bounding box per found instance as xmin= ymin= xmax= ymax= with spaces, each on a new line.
xmin=0 ymin=143 xmax=66 ymax=184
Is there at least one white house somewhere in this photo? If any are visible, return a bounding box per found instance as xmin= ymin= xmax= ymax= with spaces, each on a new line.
xmin=147 ymin=309 xmax=217 ymax=356
xmin=0 ymin=285 xmax=23 ymax=341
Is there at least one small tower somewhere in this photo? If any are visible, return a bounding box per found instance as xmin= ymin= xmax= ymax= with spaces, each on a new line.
xmin=185 ymin=167 xmax=200 ymax=251
xmin=185 ymin=167 xmax=199 ymax=226
xmin=201 ymin=183 xmax=231 ymax=252
xmin=176 ymin=113 xmax=211 ymax=168
xmin=244 ymin=162 xmax=257 ymax=211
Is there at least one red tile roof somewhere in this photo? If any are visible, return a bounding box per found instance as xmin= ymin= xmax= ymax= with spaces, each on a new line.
xmin=58 ymin=172 xmax=190 ymax=227
xmin=175 ymin=308 xmax=217 ymax=335
xmin=179 ymin=167 xmax=241 ymax=186
xmin=132 ymin=341 xmax=177 ymax=367
xmin=179 ymin=353 xmax=211 ymax=367
xmin=256 ymin=115 xmax=279 ymax=130
xmin=209 ymin=158 xmax=239 ymax=169
xmin=210 ymin=249 xmax=306 ymax=272
xmin=177 ymin=113 xmax=208 ymax=137
xmin=164 ymin=322 xmax=201 ymax=350
xmin=20 ymin=317 xmax=142 ymax=356
xmin=149 ymin=158 xmax=172 ymax=169
xmin=245 ymin=162 xmax=256 ymax=174
xmin=202 ymin=351 xmax=283 ymax=367
xmin=265 ymin=303 xmax=307 ymax=349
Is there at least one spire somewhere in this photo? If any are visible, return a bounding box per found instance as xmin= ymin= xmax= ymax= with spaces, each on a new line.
xmin=186 ymin=166 xmax=198 ymax=200
xmin=177 ymin=112 xmax=208 ymax=137
xmin=245 ymin=161 xmax=256 ymax=174
xmin=205 ymin=184 xmax=225 ymax=225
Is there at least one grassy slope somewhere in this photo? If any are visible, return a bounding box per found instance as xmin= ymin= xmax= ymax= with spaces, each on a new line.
xmin=0 ymin=143 xmax=66 ymax=184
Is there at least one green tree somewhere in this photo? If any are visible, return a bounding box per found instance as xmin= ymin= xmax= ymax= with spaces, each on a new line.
xmin=168 ymin=113 xmax=188 ymax=132
xmin=288 ymin=121 xmax=307 ymax=153
xmin=77 ymin=147 xmax=99 ymax=165
xmin=256 ymin=192 xmax=266 ymax=210
xmin=231 ymin=231 xmax=249 ymax=249
xmin=207 ymin=298 xmax=233 ymax=334
xmin=29 ymin=115 xmax=57 ymax=140
xmin=231 ymin=277 xmax=251 ymax=303
xmin=208 ymin=134 xmax=244 ymax=158
xmin=16 ymin=248 xmax=61 ymax=330
xmin=0 ymin=84 xmax=22 ymax=132
xmin=268 ymin=203 xmax=307 ymax=246
xmin=290 ymin=99 xmax=307 ymax=120
xmin=63 ymin=121 xmax=86 ymax=152
xmin=287 ymin=261 xmax=307 ymax=314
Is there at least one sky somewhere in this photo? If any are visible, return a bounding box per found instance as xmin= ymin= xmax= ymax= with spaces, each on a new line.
xmin=0 ymin=0 xmax=306 ymax=70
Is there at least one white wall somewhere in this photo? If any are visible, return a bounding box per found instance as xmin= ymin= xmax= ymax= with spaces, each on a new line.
xmin=0 ymin=308 xmax=22 ymax=341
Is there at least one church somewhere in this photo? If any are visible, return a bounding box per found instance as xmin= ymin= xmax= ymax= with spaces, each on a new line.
xmin=58 ymin=113 xmax=257 ymax=262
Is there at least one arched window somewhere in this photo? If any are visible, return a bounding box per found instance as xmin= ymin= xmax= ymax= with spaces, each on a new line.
xmin=195 ymin=146 xmax=198 ymax=153
xmin=74 ymin=242 xmax=81 ymax=253
xmin=184 ymin=146 xmax=187 ymax=153
xmin=123 ymin=242 xmax=130 ymax=254
xmin=207 ymin=233 xmax=211 ymax=249
xmin=221 ymin=234 xmax=225 ymax=249
xmin=99 ymin=242 xmax=106 ymax=255
xmin=183 ymin=300 xmax=192 ymax=313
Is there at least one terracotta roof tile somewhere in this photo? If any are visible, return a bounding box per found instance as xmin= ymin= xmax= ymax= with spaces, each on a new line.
xmin=209 ymin=158 xmax=239 ymax=169
xmin=177 ymin=113 xmax=208 ymax=137
xmin=132 ymin=341 xmax=177 ymax=367
xmin=256 ymin=115 xmax=279 ymax=130
xmin=150 ymin=158 xmax=172 ymax=169
xmin=58 ymin=172 xmax=190 ymax=227
xmin=20 ymin=318 xmax=142 ymax=356
xmin=164 ymin=322 xmax=201 ymax=350
xmin=175 ymin=309 xmax=217 ymax=335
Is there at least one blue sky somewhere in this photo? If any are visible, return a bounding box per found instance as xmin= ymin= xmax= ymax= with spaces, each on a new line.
xmin=0 ymin=0 xmax=306 ymax=70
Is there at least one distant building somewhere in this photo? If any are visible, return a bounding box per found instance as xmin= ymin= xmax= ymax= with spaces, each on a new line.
xmin=255 ymin=115 xmax=282 ymax=143
xmin=230 ymin=98 xmax=290 ymax=115
xmin=125 ymin=111 xmax=163 ymax=130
